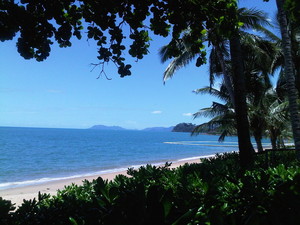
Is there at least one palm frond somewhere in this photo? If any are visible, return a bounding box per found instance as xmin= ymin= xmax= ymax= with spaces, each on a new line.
xmin=191 ymin=119 xmax=225 ymax=134
xmin=193 ymin=86 xmax=220 ymax=95
xmin=241 ymin=32 xmax=282 ymax=76
xmin=163 ymin=50 xmax=196 ymax=82
xmin=191 ymin=123 xmax=213 ymax=134
xmin=159 ymin=45 xmax=172 ymax=63
xmin=194 ymin=85 xmax=231 ymax=103
xmin=254 ymin=25 xmax=281 ymax=42
xmin=192 ymin=114 xmax=236 ymax=141
xmin=239 ymin=7 xmax=272 ymax=29
xmin=193 ymin=102 xmax=232 ymax=119
xmin=209 ymin=48 xmax=218 ymax=87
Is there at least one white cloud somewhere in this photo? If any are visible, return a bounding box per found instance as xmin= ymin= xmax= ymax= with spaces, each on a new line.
xmin=151 ymin=110 xmax=162 ymax=114
xmin=182 ymin=113 xmax=193 ymax=117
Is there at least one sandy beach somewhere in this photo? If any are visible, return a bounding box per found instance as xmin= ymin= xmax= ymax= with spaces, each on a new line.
xmin=0 ymin=158 xmax=206 ymax=207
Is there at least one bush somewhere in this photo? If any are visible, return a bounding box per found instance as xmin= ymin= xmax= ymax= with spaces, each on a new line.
xmin=1 ymin=152 xmax=300 ymax=224
xmin=0 ymin=197 xmax=15 ymax=225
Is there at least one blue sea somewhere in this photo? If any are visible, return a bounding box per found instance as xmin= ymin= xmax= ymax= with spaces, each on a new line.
xmin=0 ymin=127 xmax=270 ymax=190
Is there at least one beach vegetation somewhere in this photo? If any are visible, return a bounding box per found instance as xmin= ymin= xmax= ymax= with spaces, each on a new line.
xmin=193 ymin=80 xmax=292 ymax=151
xmin=159 ymin=6 xmax=275 ymax=167
xmin=275 ymin=0 xmax=300 ymax=155
xmin=1 ymin=152 xmax=300 ymax=224
xmin=0 ymin=197 xmax=15 ymax=225
xmin=158 ymin=5 xmax=299 ymax=154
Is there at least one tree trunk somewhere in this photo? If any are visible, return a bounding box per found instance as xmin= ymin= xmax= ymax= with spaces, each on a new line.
xmin=254 ymin=133 xmax=263 ymax=152
xmin=290 ymin=22 xmax=300 ymax=98
xmin=229 ymin=34 xmax=255 ymax=168
xmin=215 ymin=43 xmax=236 ymax=107
xmin=276 ymin=0 xmax=300 ymax=158
xmin=270 ymin=131 xmax=277 ymax=150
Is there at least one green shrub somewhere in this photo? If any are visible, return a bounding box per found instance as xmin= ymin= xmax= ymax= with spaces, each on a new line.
xmin=0 ymin=197 xmax=15 ymax=225
xmin=1 ymin=151 xmax=300 ymax=224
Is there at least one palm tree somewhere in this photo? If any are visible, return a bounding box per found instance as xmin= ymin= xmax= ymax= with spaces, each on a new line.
xmin=276 ymin=0 xmax=300 ymax=155
xmin=264 ymin=97 xmax=291 ymax=149
xmin=159 ymin=7 xmax=273 ymax=168
xmin=160 ymin=8 xmax=273 ymax=108
xmin=193 ymin=83 xmax=290 ymax=152
xmin=289 ymin=22 xmax=300 ymax=96
xmin=242 ymin=36 xmax=282 ymax=151
xmin=191 ymin=31 xmax=283 ymax=152
xmin=192 ymin=86 xmax=236 ymax=142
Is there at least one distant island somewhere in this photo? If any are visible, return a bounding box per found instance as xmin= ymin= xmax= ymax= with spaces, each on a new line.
xmin=89 ymin=123 xmax=193 ymax=132
xmin=172 ymin=123 xmax=196 ymax=132
xmin=89 ymin=124 xmax=174 ymax=132
xmin=172 ymin=123 xmax=223 ymax=134
xmin=142 ymin=126 xmax=174 ymax=132
xmin=89 ymin=125 xmax=126 ymax=131
xmin=89 ymin=123 xmax=221 ymax=134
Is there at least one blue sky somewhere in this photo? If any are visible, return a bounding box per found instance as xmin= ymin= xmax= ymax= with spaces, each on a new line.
xmin=0 ymin=0 xmax=278 ymax=130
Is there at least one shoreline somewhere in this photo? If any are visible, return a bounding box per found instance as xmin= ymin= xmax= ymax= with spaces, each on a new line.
xmin=0 ymin=157 xmax=210 ymax=207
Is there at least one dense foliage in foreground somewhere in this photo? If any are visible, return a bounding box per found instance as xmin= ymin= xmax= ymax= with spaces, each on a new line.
xmin=1 ymin=152 xmax=300 ymax=225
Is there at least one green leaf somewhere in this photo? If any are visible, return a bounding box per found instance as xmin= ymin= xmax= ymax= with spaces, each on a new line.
xmin=94 ymin=177 xmax=110 ymax=202
xmin=200 ymin=29 xmax=207 ymax=35
xmin=69 ymin=217 xmax=78 ymax=225
xmin=238 ymin=21 xmax=244 ymax=27
xmin=172 ymin=208 xmax=197 ymax=225
xmin=161 ymin=189 xmax=173 ymax=218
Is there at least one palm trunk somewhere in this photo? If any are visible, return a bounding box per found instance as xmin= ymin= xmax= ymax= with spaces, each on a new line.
xmin=270 ymin=131 xmax=277 ymax=150
xmin=229 ymin=34 xmax=255 ymax=168
xmin=215 ymin=44 xmax=236 ymax=107
xmin=276 ymin=0 xmax=300 ymax=157
xmin=254 ymin=133 xmax=263 ymax=152
xmin=290 ymin=23 xmax=300 ymax=97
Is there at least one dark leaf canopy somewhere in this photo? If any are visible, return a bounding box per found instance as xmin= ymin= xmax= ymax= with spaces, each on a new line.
xmin=285 ymin=0 xmax=300 ymax=25
xmin=1 ymin=0 xmax=241 ymax=77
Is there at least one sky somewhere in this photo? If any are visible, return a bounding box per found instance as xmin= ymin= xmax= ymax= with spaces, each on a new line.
xmin=0 ymin=0 xmax=279 ymax=130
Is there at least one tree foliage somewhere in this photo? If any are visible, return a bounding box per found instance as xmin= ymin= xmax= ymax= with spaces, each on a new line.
xmin=275 ymin=0 xmax=300 ymax=153
xmin=1 ymin=0 xmax=241 ymax=77
xmin=284 ymin=0 xmax=300 ymax=25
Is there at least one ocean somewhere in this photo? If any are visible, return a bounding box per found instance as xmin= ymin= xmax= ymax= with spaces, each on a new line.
xmin=0 ymin=127 xmax=269 ymax=190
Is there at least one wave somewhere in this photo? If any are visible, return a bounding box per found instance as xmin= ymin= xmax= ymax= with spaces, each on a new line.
xmin=0 ymin=167 xmax=131 ymax=190
xmin=176 ymin=154 xmax=216 ymax=162
xmin=0 ymin=153 xmax=221 ymax=190
xmin=164 ymin=141 xmax=272 ymax=148
xmin=0 ymin=161 xmax=181 ymax=190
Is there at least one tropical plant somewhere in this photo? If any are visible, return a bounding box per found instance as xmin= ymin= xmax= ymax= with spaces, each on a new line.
xmin=1 ymin=152 xmax=300 ymax=225
xmin=159 ymin=7 xmax=277 ymax=167
xmin=249 ymin=88 xmax=291 ymax=150
xmin=0 ymin=197 xmax=15 ymax=225
xmin=211 ymin=32 xmax=283 ymax=152
xmin=193 ymin=78 xmax=291 ymax=152
xmin=288 ymin=21 xmax=300 ymax=96
xmin=285 ymin=0 xmax=300 ymax=26
xmin=192 ymin=86 xmax=236 ymax=142
xmin=275 ymin=0 xmax=300 ymax=154
xmin=160 ymin=8 xmax=285 ymax=153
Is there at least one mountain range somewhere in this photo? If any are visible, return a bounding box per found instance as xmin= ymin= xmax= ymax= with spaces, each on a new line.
xmin=89 ymin=125 xmax=127 ymax=131
xmin=89 ymin=125 xmax=174 ymax=132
